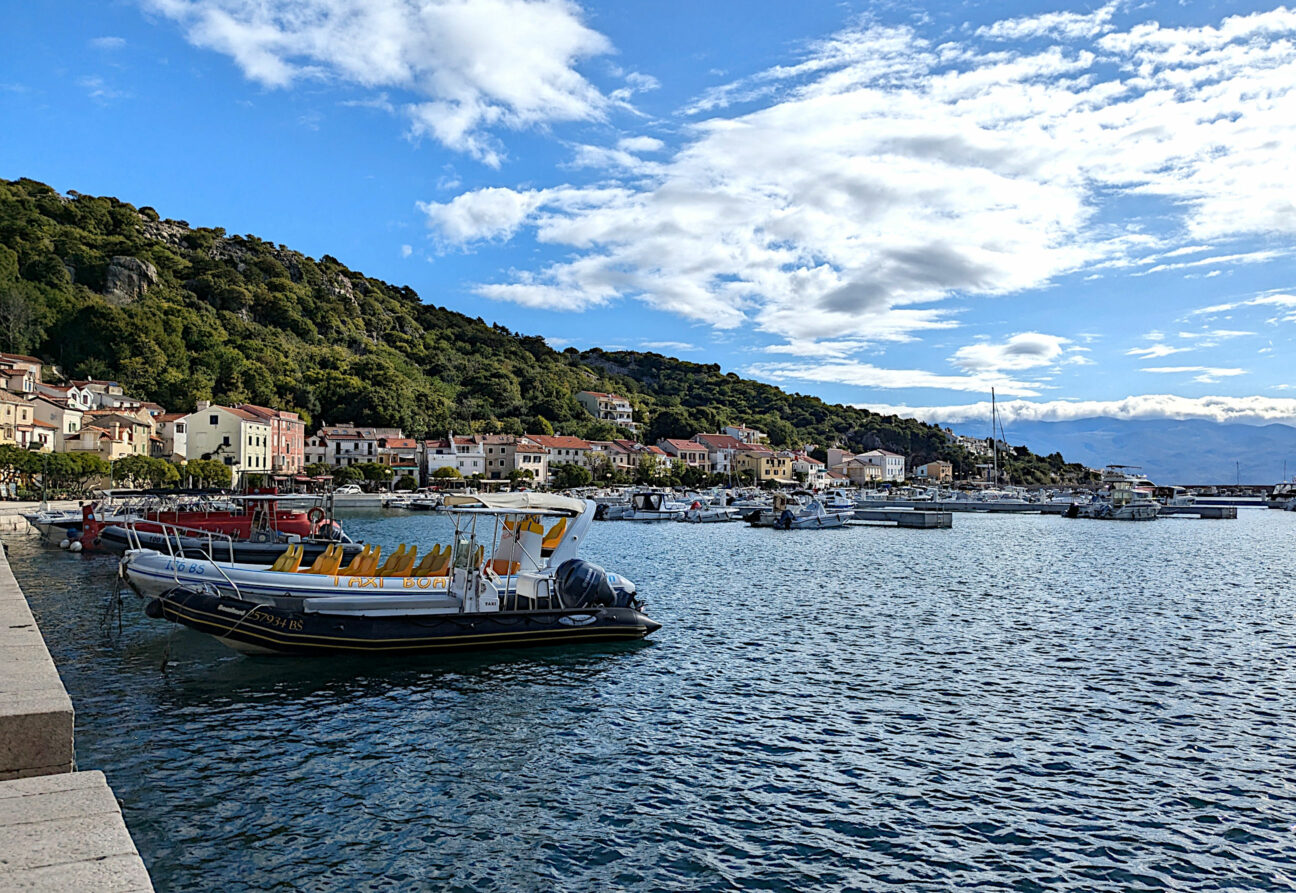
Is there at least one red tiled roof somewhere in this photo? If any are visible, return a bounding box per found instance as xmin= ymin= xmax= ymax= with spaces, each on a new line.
xmin=659 ymin=438 xmax=705 ymax=453
xmin=529 ymin=435 xmax=591 ymax=449
xmin=31 ymin=419 xmax=57 ymax=429
xmin=157 ymin=412 xmax=187 ymax=422
xmin=514 ymin=443 xmax=546 ymax=454
xmin=0 ymin=352 xmax=42 ymax=364
xmin=693 ymin=433 xmax=742 ymax=450
xmin=381 ymin=438 xmax=418 ymax=448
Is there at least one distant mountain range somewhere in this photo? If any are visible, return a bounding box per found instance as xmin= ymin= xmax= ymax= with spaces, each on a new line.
xmin=970 ymin=417 xmax=1296 ymax=485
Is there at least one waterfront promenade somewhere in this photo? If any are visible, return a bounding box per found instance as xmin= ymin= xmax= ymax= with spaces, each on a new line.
xmin=0 ymin=527 xmax=153 ymax=890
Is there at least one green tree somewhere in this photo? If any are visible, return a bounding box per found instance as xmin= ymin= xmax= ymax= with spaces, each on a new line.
xmin=431 ymin=466 xmax=462 ymax=480
xmin=550 ymin=462 xmax=592 ymax=489
xmin=186 ymin=458 xmax=233 ymax=488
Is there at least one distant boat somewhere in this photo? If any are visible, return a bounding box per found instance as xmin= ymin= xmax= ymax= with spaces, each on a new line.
xmin=1067 ymin=466 xmax=1160 ymax=521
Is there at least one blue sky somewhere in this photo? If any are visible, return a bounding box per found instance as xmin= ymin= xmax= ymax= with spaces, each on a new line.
xmin=2 ymin=0 xmax=1294 ymax=428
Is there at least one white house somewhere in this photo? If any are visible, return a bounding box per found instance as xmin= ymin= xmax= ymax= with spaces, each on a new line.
xmin=792 ymin=454 xmax=829 ymax=488
xmin=183 ymin=403 xmax=272 ymax=483
xmin=723 ymin=424 xmax=766 ymax=445
xmin=154 ymin=412 xmax=189 ymax=462
xmin=576 ymin=391 xmax=636 ymax=431
xmin=424 ymin=434 xmax=487 ymax=480
xmin=855 ymin=449 xmax=906 ymax=481
xmin=527 ymin=435 xmax=594 ymax=478
xmin=30 ymin=395 xmax=84 ymax=451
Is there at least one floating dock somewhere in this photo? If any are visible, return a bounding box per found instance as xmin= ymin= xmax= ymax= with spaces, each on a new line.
xmin=1158 ymin=505 xmax=1238 ymax=519
xmin=853 ymin=509 xmax=953 ymax=528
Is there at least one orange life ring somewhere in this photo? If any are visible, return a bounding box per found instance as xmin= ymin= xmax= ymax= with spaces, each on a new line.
xmin=307 ymin=507 xmax=327 ymax=526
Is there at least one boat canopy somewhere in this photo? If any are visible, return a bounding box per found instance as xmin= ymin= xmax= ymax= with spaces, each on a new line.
xmin=442 ymin=492 xmax=587 ymax=515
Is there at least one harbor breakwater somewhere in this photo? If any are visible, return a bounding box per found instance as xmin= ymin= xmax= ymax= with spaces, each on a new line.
xmin=0 ymin=527 xmax=153 ymax=890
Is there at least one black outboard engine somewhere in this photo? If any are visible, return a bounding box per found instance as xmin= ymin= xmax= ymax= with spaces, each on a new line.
xmin=554 ymin=558 xmax=616 ymax=608
xmin=554 ymin=558 xmax=639 ymax=609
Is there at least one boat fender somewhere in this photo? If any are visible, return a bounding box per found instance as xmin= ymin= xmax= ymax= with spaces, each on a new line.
xmin=68 ymin=541 xmax=83 ymax=553
xmin=59 ymin=538 xmax=70 ymax=549
xmin=144 ymin=598 xmax=164 ymax=619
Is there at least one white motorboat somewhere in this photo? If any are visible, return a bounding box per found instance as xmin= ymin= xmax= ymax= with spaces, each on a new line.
xmin=128 ymin=493 xmax=658 ymax=655
xmin=621 ymin=491 xmax=685 ymax=522
xmin=1068 ymin=466 xmax=1160 ymax=521
xmin=751 ymin=494 xmax=853 ymax=529
xmin=681 ymin=500 xmax=740 ymax=523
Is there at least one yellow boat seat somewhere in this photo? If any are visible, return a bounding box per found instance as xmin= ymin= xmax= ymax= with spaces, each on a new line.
xmin=339 ymin=544 xmax=375 ymax=577
xmin=376 ymin=544 xmax=407 ymax=576
xmin=489 ymin=559 xmax=520 ymax=576
xmin=270 ymin=544 xmax=303 ymax=573
xmin=300 ymin=544 xmax=345 ymax=576
xmin=541 ymin=518 xmax=567 ymax=551
xmin=380 ymin=546 xmax=417 ymax=578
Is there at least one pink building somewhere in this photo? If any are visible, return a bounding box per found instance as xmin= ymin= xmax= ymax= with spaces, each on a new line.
xmin=236 ymin=404 xmax=306 ymax=475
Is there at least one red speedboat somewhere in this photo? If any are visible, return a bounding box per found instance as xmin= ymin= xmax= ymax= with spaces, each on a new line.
xmin=79 ymin=493 xmax=324 ymax=551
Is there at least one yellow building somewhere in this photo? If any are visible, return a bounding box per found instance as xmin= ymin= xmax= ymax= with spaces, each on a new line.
xmin=0 ymin=391 xmax=36 ymax=447
xmin=735 ymin=448 xmax=795 ymax=484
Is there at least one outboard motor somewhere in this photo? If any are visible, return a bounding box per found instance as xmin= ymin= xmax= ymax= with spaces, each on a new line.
xmin=554 ymin=558 xmax=637 ymax=609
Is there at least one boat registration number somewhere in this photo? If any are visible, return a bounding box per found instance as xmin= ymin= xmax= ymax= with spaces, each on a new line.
xmin=163 ymin=560 xmax=207 ymax=575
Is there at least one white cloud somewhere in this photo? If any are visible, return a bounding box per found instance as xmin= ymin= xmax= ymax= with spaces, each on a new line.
xmin=1142 ymin=365 xmax=1248 ymax=384
xmin=1127 ymin=344 xmax=1189 ymax=358
xmin=90 ymin=36 xmax=127 ymax=50
xmin=423 ymin=6 xmax=1296 ymax=344
xmin=951 ymin=332 xmax=1071 ymax=373
xmin=640 ymin=340 xmax=696 ymax=352
xmin=1193 ymin=291 xmax=1296 ymax=322
xmin=147 ymin=0 xmax=613 ymax=165
xmin=865 ymin=395 xmax=1296 ymax=427
xmin=746 ymin=360 xmax=1046 ymax=397
xmin=400 ymin=244 xmax=412 ymax=258
xmin=617 ymin=135 xmax=665 ymax=153
xmin=77 ymin=75 xmax=129 ymax=102
xmin=975 ymin=3 xmax=1120 ymax=42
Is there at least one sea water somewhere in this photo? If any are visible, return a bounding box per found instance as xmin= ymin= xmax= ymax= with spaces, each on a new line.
xmin=8 ymin=509 xmax=1296 ymax=891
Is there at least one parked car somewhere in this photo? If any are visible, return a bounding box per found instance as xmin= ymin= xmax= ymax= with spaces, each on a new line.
xmin=334 ymin=484 xmax=362 ymax=495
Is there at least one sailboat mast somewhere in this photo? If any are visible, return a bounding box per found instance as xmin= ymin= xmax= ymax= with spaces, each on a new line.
xmin=991 ymin=388 xmax=998 ymax=487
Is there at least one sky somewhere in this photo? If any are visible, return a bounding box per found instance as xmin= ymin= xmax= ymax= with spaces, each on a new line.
xmin=2 ymin=0 xmax=1295 ymax=430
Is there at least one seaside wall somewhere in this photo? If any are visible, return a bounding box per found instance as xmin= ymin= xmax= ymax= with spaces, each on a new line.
xmin=0 ymin=532 xmax=154 ymax=890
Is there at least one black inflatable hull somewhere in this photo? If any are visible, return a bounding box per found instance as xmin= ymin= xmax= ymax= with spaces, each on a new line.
xmin=152 ymin=588 xmax=660 ymax=655
xmin=99 ymin=526 xmax=363 ymax=565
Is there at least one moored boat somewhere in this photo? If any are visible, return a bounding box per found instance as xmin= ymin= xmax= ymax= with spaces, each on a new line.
xmin=129 ymin=493 xmax=660 ymax=655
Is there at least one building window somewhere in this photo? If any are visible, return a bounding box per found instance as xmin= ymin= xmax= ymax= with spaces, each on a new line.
xmin=222 ymin=435 xmax=230 ymax=446
xmin=210 ymin=414 xmax=218 ymax=425
xmin=176 ymin=423 xmax=185 ymax=433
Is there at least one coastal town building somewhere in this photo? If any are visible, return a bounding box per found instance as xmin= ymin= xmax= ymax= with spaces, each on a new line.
xmin=0 ymin=391 xmax=36 ymax=447
xmin=377 ymin=437 xmax=420 ymax=475
xmin=33 ymin=383 xmax=95 ymax=411
xmin=29 ymin=395 xmax=83 ymax=451
xmin=723 ymin=424 xmax=766 ymax=445
xmin=70 ymin=379 xmax=126 ymax=408
xmin=527 ymin=435 xmax=594 ymax=476
xmin=153 ymin=413 xmax=188 ymax=463
xmin=825 ymin=448 xmax=855 ymax=469
xmin=307 ymin=425 xmax=381 ymax=468
xmin=791 ymin=453 xmax=828 ymax=487
xmin=65 ymin=423 xmax=137 ymax=461
xmin=236 ymin=404 xmax=306 ymax=474
xmin=423 ymin=434 xmax=486 ymax=480
xmin=692 ymin=433 xmax=743 ymax=476
xmin=657 ymin=438 xmax=710 ymax=472
xmin=913 ymin=461 xmax=953 ymax=483
xmin=182 ymin=402 xmax=272 ymax=482
xmin=853 ymin=449 xmax=906 ymax=481
xmin=735 ymin=446 xmax=795 ymax=484
xmin=839 ymin=457 xmax=884 ymax=486
xmin=0 ymin=352 xmax=42 ymax=394
xmin=576 ymin=391 xmax=637 ymax=431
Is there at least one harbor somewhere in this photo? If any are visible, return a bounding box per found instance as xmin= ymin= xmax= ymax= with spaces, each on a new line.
xmin=4 ymin=506 xmax=1296 ymax=889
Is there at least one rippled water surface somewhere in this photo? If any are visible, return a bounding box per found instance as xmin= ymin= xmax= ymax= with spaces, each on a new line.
xmin=9 ymin=509 xmax=1296 ymax=891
